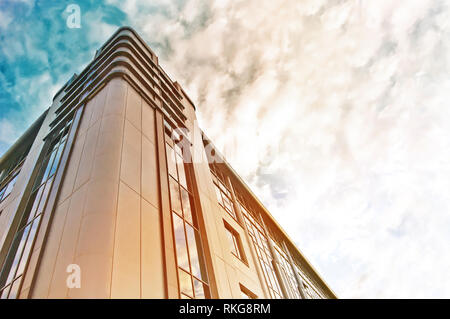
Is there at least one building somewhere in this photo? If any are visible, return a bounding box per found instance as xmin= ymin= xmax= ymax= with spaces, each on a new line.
xmin=0 ymin=27 xmax=336 ymax=299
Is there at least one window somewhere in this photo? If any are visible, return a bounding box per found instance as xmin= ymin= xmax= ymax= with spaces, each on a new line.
xmin=0 ymin=152 xmax=27 ymax=187
xmin=0 ymin=117 xmax=73 ymax=299
xmin=272 ymin=241 xmax=302 ymax=299
xmin=210 ymin=166 xmax=237 ymax=220
xmin=296 ymin=265 xmax=324 ymax=299
xmin=0 ymin=173 xmax=19 ymax=203
xmin=302 ymin=282 xmax=321 ymax=299
xmin=165 ymin=122 xmax=210 ymax=299
xmin=239 ymin=200 xmax=284 ymax=299
xmin=240 ymin=284 xmax=257 ymax=299
xmin=224 ymin=222 xmax=246 ymax=263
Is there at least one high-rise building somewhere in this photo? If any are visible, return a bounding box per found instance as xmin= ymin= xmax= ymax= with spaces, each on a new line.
xmin=0 ymin=27 xmax=336 ymax=299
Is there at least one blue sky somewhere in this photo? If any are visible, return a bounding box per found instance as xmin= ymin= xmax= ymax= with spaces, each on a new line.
xmin=0 ymin=0 xmax=128 ymax=154
xmin=2 ymin=0 xmax=450 ymax=298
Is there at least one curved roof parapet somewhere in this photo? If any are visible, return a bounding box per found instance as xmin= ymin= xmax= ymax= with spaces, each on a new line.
xmin=52 ymin=26 xmax=189 ymax=130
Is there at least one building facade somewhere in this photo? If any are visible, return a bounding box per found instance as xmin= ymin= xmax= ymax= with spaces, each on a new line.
xmin=0 ymin=27 xmax=336 ymax=299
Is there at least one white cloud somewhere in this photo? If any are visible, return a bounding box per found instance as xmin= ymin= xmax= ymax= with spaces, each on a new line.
xmin=0 ymin=118 xmax=19 ymax=145
xmin=0 ymin=11 xmax=13 ymax=30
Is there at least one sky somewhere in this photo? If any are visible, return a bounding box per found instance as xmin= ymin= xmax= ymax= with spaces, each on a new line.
xmin=1 ymin=0 xmax=450 ymax=298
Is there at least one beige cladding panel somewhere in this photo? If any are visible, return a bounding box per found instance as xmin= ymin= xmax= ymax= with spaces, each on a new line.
xmin=48 ymin=184 xmax=88 ymax=298
xmin=57 ymin=129 xmax=87 ymax=205
xmin=142 ymin=135 xmax=159 ymax=209
xmin=27 ymin=198 xmax=71 ymax=298
xmin=72 ymin=121 xmax=100 ymax=191
xmin=142 ymin=101 xmax=156 ymax=143
xmin=111 ymin=182 xmax=141 ymax=298
xmin=0 ymin=197 xmax=20 ymax=247
xmin=66 ymin=79 xmax=126 ymax=298
xmin=212 ymin=256 xmax=233 ymax=298
xmin=0 ymin=130 xmax=50 ymax=254
xmin=31 ymin=77 xmax=166 ymax=298
xmin=141 ymin=198 xmax=164 ymax=298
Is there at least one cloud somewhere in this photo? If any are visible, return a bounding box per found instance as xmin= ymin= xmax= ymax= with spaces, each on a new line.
xmin=0 ymin=118 xmax=19 ymax=145
xmin=0 ymin=10 xmax=13 ymax=29
xmin=106 ymin=0 xmax=450 ymax=298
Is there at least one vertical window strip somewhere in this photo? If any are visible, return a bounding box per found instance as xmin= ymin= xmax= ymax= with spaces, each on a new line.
xmin=0 ymin=118 xmax=73 ymax=299
xmin=224 ymin=224 xmax=243 ymax=261
xmin=165 ymin=126 xmax=210 ymax=299
xmin=294 ymin=263 xmax=324 ymax=299
xmin=272 ymin=244 xmax=302 ymax=299
xmin=0 ymin=171 xmax=20 ymax=203
xmin=0 ymin=155 xmax=27 ymax=188
xmin=239 ymin=201 xmax=284 ymax=299
xmin=236 ymin=188 xmax=326 ymax=299
xmin=210 ymin=167 xmax=237 ymax=220
xmin=272 ymin=235 xmax=325 ymax=299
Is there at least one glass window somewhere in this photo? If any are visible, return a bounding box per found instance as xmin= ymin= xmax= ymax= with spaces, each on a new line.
xmin=49 ymin=144 xmax=64 ymax=178
xmin=169 ymin=177 xmax=182 ymax=216
xmin=210 ymin=164 xmax=237 ymax=219
xmin=176 ymin=154 xmax=187 ymax=189
xmin=213 ymin=182 xmax=236 ymax=219
xmin=165 ymin=123 xmax=210 ymax=299
xmin=180 ymin=187 xmax=193 ymax=225
xmin=239 ymin=200 xmax=284 ymax=299
xmin=25 ymin=186 xmax=44 ymax=224
xmin=224 ymin=222 xmax=246 ymax=263
xmin=40 ymin=149 xmax=57 ymax=184
xmin=214 ymin=184 xmax=222 ymax=203
xmin=172 ymin=213 xmax=189 ymax=271
xmin=0 ymin=173 xmax=18 ymax=202
xmin=179 ymin=269 xmax=194 ymax=298
xmin=166 ymin=143 xmax=178 ymax=179
xmin=0 ymin=117 xmax=72 ymax=299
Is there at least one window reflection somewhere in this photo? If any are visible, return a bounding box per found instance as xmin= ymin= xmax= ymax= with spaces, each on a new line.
xmin=0 ymin=173 xmax=19 ymax=203
xmin=185 ymin=224 xmax=201 ymax=280
xmin=173 ymin=213 xmax=189 ymax=271
xmin=178 ymin=269 xmax=194 ymax=297
xmin=193 ymin=278 xmax=205 ymax=299
xmin=165 ymin=122 xmax=210 ymax=299
xmin=209 ymin=165 xmax=237 ymax=220
xmin=180 ymin=188 xmax=193 ymax=224
xmin=169 ymin=177 xmax=182 ymax=215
